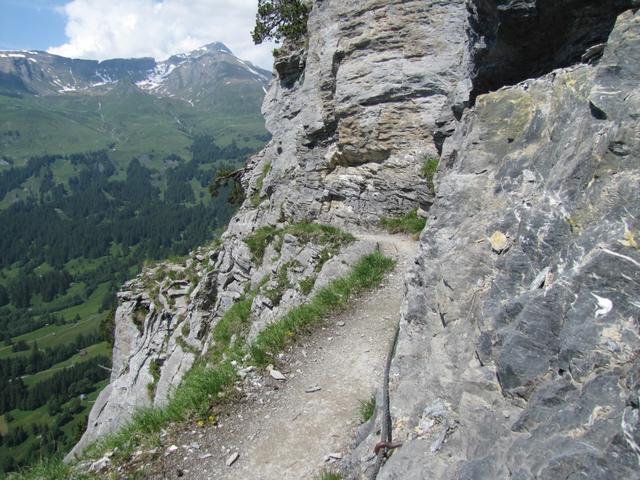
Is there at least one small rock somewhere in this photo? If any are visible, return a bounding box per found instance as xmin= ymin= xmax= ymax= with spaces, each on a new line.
xmin=522 ymin=169 xmax=536 ymax=183
xmin=305 ymin=385 xmax=322 ymax=393
xmin=489 ymin=231 xmax=508 ymax=253
xmin=268 ymin=365 xmax=286 ymax=381
xmin=88 ymin=456 xmax=111 ymax=473
xmin=328 ymin=452 xmax=343 ymax=460
xmin=226 ymin=452 xmax=240 ymax=466
xmin=198 ymin=453 xmax=213 ymax=460
xmin=165 ymin=445 xmax=179 ymax=456
xmin=337 ymin=321 xmax=346 ymax=327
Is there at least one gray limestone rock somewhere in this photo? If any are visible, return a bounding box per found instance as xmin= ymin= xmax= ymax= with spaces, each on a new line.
xmin=371 ymin=9 xmax=640 ymax=480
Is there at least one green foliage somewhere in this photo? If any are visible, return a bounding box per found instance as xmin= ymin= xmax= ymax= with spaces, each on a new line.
xmin=298 ymin=276 xmax=316 ymax=295
xmin=252 ymin=0 xmax=310 ymax=45
xmin=251 ymin=251 xmax=395 ymax=364
xmin=181 ymin=322 xmax=191 ymax=338
xmin=99 ymin=310 xmax=116 ymax=346
xmin=380 ymin=208 xmax=426 ymax=236
xmin=208 ymin=165 xmax=246 ymax=206
xmin=283 ymin=223 xmax=355 ymax=247
xmin=7 ymin=456 xmax=98 ymax=480
xmin=315 ymin=470 xmax=343 ymax=480
xmin=132 ymin=304 xmax=149 ymax=332
xmin=263 ymin=263 xmax=293 ymax=306
xmin=146 ymin=359 xmax=162 ymax=397
xmin=244 ymin=222 xmax=355 ymax=265
xmin=359 ymin=396 xmax=376 ymax=423
xmin=421 ymin=156 xmax=439 ymax=193
xmin=245 ymin=226 xmax=280 ymax=263
xmin=86 ymin=361 xmax=237 ymax=464
xmin=210 ymin=298 xmax=253 ymax=361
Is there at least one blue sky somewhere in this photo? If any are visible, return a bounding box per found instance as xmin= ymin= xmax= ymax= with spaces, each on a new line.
xmin=0 ymin=0 xmax=68 ymax=51
xmin=0 ymin=0 xmax=276 ymax=69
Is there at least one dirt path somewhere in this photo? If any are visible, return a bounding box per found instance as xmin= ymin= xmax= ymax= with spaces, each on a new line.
xmin=149 ymin=232 xmax=417 ymax=480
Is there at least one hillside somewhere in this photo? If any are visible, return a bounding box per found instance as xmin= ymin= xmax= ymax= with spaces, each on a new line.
xmin=0 ymin=42 xmax=269 ymax=473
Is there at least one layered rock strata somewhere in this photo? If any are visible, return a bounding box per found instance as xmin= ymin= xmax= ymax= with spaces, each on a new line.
xmin=361 ymin=9 xmax=640 ymax=480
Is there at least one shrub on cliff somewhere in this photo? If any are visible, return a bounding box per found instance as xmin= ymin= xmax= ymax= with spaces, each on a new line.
xmin=252 ymin=0 xmax=310 ymax=45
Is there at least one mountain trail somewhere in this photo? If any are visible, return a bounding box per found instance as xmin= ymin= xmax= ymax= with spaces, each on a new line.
xmin=147 ymin=232 xmax=417 ymax=480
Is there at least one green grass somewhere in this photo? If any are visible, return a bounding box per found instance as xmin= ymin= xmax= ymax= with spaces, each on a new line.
xmin=421 ymin=156 xmax=439 ymax=193
xmin=22 ymin=342 xmax=110 ymax=387
xmin=244 ymin=226 xmax=279 ymax=263
xmin=0 ymin=88 xmax=267 ymax=166
xmin=0 ymin=317 xmax=103 ymax=359
xmin=251 ymin=251 xmax=395 ymax=365
xmin=380 ymin=208 xmax=426 ymax=236
xmin=85 ymin=361 xmax=237 ymax=465
xmin=315 ymin=471 xmax=342 ymax=480
xmin=58 ymin=282 xmax=110 ymax=322
xmin=262 ymin=262 xmax=293 ymax=306
xmin=8 ymin=457 xmax=84 ymax=480
xmin=298 ymin=276 xmax=316 ymax=295
xmin=359 ymin=395 xmax=376 ymax=423
xmin=210 ymin=298 xmax=253 ymax=360
xmin=70 ymin=250 xmax=394 ymax=474
xmin=244 ymin=222 xmax=356 ymax=264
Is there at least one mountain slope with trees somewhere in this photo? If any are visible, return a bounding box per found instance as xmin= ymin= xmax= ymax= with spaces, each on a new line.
xmin=0 ymin=43 xmax=270 ymax=472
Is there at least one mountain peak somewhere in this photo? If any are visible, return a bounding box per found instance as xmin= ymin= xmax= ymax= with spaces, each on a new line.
xmin=199 ymin=42 xmax=233 ymax=55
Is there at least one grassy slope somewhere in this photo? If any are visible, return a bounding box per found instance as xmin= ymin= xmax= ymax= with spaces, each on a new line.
xmin=0 ymin=87 xmax=266 ymax=169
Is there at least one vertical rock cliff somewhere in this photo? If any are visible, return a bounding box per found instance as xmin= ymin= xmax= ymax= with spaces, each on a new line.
xmin=73 ymin=1 xmax=640 ymax=479
xmin=367 ymin=5 xmax=640 ymax=480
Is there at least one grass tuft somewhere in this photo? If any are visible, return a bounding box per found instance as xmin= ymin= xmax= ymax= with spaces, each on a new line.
xmin=298 ymin=275 xmax=316 ymax=295
xmin=251 ymin=251 xmax=395 ymax=365
xmin=263 ymin=263 xmax=293 ymax=306
xmin=380 ymin=208 xmax=426 ymax=237
xmin=244 ymin=222 xmax=355 ymax=265
xmin=8 ymin=457 xmax=96 ymax=480
xmin=421 ymin=156 xmax=439 ymax=193
xmin=359 ymin=395 xmax=376 ymax=423
xmin=315 ymin=470 xmax=342 ymax=480
xmin=245 ymin=226 xmax=279 ymax=263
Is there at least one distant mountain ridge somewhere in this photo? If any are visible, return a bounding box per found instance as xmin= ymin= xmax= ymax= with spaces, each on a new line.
xmin=0 ymin=42 xmax=271 ymax=105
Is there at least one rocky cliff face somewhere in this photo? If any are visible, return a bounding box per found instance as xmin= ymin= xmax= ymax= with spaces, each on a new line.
xmin=360 ymin=6 xmax=640 ymax=480
xmin=73 ymin=1 xmax=640 ymax=478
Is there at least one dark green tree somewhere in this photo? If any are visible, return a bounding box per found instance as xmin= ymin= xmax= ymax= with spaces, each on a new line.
xmin=208 ymin=165 xmax=246 ymax=206
xmin=252 ymin=0 xmax=309 ymax=45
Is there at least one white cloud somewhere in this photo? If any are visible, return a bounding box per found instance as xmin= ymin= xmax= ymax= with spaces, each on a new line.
xmin=48 ymin=0 xmax=277 ymax=70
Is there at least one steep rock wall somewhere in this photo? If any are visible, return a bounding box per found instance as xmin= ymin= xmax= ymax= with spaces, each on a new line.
xmin=368 ymin=9 xmax=640 ymax=480
xmin=71 ymin=0 xmax=472 ymax=457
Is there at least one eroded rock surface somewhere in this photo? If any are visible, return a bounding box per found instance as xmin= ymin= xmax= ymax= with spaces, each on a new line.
xmin=367 ymin=10 xmax=640 ymax=480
